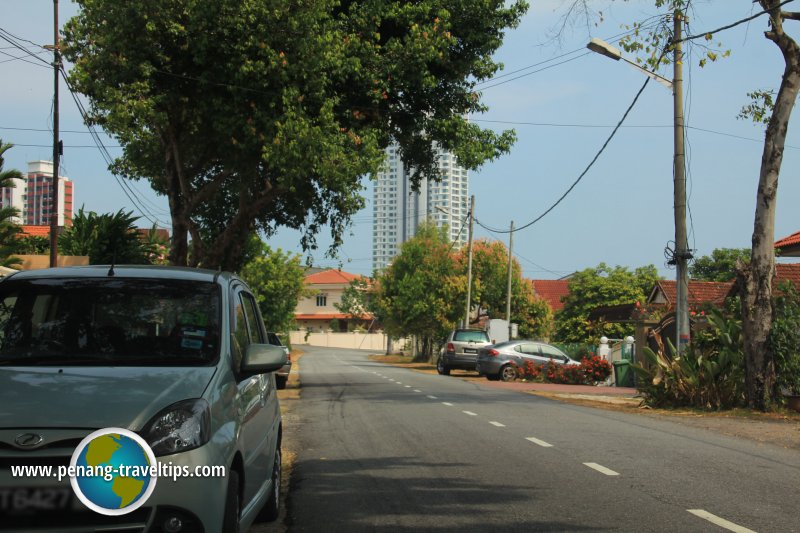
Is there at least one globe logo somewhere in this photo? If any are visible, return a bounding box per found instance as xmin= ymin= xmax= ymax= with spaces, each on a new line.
xmin=69 ymin=428 xmax=158 ymax=515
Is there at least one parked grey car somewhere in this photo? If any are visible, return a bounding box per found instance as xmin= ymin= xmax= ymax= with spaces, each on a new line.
xmin=437 ymin=329 xmax=492 ymax=375
xmin=267 ymin=332 xmax=291 ymax=390
xmin=0 ymin=266 xmax=286 ymax=532
xmin=476 ymin=340 xmax=580 ymax=381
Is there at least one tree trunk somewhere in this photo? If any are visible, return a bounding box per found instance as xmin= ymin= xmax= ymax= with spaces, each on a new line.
xmin=741 ymin=2 xmax=800 ymax=410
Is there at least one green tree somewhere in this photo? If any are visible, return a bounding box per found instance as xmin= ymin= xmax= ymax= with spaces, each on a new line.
xmin=690 ymin=248 xmax=751 ymax=282
xmin=239 ymin=243 xmax=309 ymax=334
xmin=555 ymin=263 xmax=661 ymax=344
xmin=0 ymin=141 xmax=23 ymax=268
xmin=59 ymin=207 xmax=149 ymax=265
xmin=14 ymin=236 xmax=50 ymax=255
xmin=567 ymin=0 xmax=800 ymax=409
xmin=373 ymin=222 xmax=464 ymax=360
xmin=63 ymin=0 xmax=525 ymax=271
xmin=335 ymin=276 xmax=374 ymax=329
xmin=460 ymin=239 xmax=553 ymax=338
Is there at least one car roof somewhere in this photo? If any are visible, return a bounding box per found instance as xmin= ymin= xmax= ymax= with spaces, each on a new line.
xmin=3 ymin=265 xmax=234 ymax=284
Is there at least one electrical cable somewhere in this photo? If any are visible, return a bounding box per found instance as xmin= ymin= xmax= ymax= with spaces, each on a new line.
xmin=475 ymin=65 xmax=657 ymax=234
xmin=59 ymin=68 xmax=169 ymax=227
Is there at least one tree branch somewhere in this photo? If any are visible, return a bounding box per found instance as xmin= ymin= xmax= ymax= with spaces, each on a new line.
xmin=781 ymin=11 xmax=800 ymax=21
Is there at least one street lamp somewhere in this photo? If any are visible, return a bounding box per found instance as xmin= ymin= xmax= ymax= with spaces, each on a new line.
xmin=587 ymin=38 xmax=673 ymax=90
xmin=588 ymin=20 xmax=691 ymax=355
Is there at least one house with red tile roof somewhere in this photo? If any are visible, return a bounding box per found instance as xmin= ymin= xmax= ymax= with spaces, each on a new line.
xmin=775 ymin=230 xmax=800 ymax=257
xmin=648 ymin=280 xmax=735 ymax=311
xmin=294 ymin=269 xmax=373 ymax=332
xmin=530 ymin=279 xmax=571 ymax=313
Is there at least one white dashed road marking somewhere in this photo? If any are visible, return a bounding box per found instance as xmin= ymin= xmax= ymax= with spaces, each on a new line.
xmin=462 ymin=411 xmax=478 ymax=416
xmin=583 ymin=463 xmax=619 ymax=476
xmin=687 ymin=510 xmax=756 ymax=533
xmin=442 ymin=402 xmax=454 ymax=407
xmin=404 ymin=385 xmax=411 ymax=388
xmin=526 ymin=437 xmax=553 ymax=448
xmin=427 ymin=395 xmax=438 ymax=400
xmin=413 ymin=389 xmax=422 ymax=393
xmin=489 ymin=421 xmax=505 ymax=427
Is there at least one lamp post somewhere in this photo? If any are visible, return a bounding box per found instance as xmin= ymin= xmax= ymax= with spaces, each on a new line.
xmin=587 ymin=19 xmax=690 ymax=354
xmin=434 ymin=196 xmax=475 ymax=329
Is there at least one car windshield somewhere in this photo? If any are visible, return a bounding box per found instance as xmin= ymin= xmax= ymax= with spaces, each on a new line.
xmin=0 ymin=277 xmax=220 ymax=366
xmin=454 ymin=330 xmax=489 ymax=342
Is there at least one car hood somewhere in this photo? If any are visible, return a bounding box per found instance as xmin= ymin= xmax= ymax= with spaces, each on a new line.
xmin=0 ymin=366 xmax=216 ymax=430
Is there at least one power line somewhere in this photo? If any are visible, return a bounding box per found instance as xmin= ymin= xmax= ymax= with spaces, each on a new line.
xmin=678 ymin=0 xmax=795 ymax=44
xmin=59 ymin=68 xmax=169 ymax=227
xmin=477 ymin=53 xmax=591 ymax=91
xmin=471 ymin=120 xmax=800 ymax=149
xmin=475 ymin=62 xmax=657 ymax=234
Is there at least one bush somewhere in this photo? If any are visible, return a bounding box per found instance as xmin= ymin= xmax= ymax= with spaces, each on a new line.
xmin=517 ymin=356 xmax=611 ymax=385
xmin=771 ymin=283 xmax=800 ymax=397
xmin=631 ymin=309 xmax=746 ymax=410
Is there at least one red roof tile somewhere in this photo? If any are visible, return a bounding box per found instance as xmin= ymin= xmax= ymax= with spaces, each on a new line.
xmin=530 ymin=279 xmax=570 ymax=312
xmin=776 ymin=263 xmax=800 ymax=290
xmin=305 ymin=269 xmax=365 ymax=285
xmin=19 ymin=225 xmax=50 ymax=238
xmin=651 ymin=280 xmax=734 ymax=308
xmin=294 ymin=313 xmax=372 ymax=320
xmin=775 ymin=231 xmax=800 ymax=249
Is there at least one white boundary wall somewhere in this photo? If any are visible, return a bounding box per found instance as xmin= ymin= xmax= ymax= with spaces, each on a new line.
xmin=289 ymin=330 xmax=391 ymax=351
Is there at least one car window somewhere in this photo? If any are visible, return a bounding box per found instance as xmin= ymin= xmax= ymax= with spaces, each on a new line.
xmin=540 ymin=344 xmax=568 ymax=362
xmin=240 ymin=292 xmax=264 ymax=344
xmin=515 ymin=343 xmax=539 ymax=356
xmin=453 ymin=330 xmax=489 ymax=342
xmin=0 ymin=278 xmax=220 ymax=365
xmin=267 ymin=332 xmax=282 ymax=346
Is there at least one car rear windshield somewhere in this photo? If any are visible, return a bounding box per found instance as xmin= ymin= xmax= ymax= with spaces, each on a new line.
xmin=0 ymin=277 xmax=220 ymax=366
xmin=453 ymin=330 xmax=490 ymax=342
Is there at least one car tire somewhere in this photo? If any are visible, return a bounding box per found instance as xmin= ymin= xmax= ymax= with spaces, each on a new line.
xmin=222 ymin=470 xmax=240 ymax=533
xmin=276 ymin=376 xmax=287 ymax=390
xmin=437 ymin=356 xmax=451 ymax=375
xmin=259 ymin=447 xmax=282 ymax=522
xmin=499 ymin=365 xmax=518 ymax=382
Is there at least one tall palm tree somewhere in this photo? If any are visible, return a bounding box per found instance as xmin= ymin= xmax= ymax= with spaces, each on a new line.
xmin=0 ymin=140 xmax=23 ymax=267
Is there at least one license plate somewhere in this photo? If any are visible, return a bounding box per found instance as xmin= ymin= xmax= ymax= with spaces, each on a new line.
xmin=463 ymin=348 xmax=477 ymax=354
xmin=0 ymin=487 xmax=72 ymax=512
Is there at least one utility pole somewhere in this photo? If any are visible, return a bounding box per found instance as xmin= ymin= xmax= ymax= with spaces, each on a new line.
xmin=49 ymin=0 xmax=61 ymax=268
xmin=673 ymin=9 xmax=690 ymax=354
xmin=506 ymin=220 xmax=514 ymax=340
xmin=464 ymin=195 xmax=475 ymax=329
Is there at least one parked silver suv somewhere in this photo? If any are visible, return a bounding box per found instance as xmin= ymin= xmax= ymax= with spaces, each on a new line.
xmin=0 ymin=266 xmax=286 ymax=532
xmin=437 ymin=329 xmax=492 ymax=375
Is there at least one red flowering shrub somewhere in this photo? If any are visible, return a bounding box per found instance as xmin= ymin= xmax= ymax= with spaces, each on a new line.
xmin=517 ymin=355 xmax=612 ymax=385
xmin=580 ymin=355 xmax=612 ymax=383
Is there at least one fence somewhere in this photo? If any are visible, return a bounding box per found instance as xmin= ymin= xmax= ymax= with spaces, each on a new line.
xmin=289 ymin=330 xmax=389 ymax=351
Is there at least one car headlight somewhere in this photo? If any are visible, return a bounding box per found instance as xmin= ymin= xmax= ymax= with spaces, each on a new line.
xmin=142 ymin=399 xmax=211 ymax=456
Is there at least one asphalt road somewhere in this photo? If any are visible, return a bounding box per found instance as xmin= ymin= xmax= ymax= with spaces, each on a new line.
xmin=282 ymin=346 xmax=800 ymax=532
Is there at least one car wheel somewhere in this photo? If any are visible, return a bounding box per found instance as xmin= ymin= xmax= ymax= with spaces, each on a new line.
xmin=276 ymin=376 xmax=287 ymax=390
xmin=222 ymin=470 xmax=240 ymax=533
xmin=259 ymin=447 xmax=282 ymax=522
xmin=437 ymin=356 xmax=451 ymax=375
xmin=499 ymin=365 xmax=518 ymax=382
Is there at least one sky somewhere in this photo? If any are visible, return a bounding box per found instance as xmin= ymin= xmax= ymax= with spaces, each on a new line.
xmin=1 ymin=1 xmax=798 ymax=279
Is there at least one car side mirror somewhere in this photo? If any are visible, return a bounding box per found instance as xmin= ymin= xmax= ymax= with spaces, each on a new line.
xmin=241 ymin=343 xmax=287 ymax=376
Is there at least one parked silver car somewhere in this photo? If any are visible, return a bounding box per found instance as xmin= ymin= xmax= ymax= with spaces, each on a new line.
xmin=476 ymin=340 xmax=580 ymax=381
xmin=437 ymin=329 xmax=492 ymax=375
xmin=0 ymin=266 xmax=286 ymax=532
xmin=267 ymin=332 xmax=291 ymax=390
